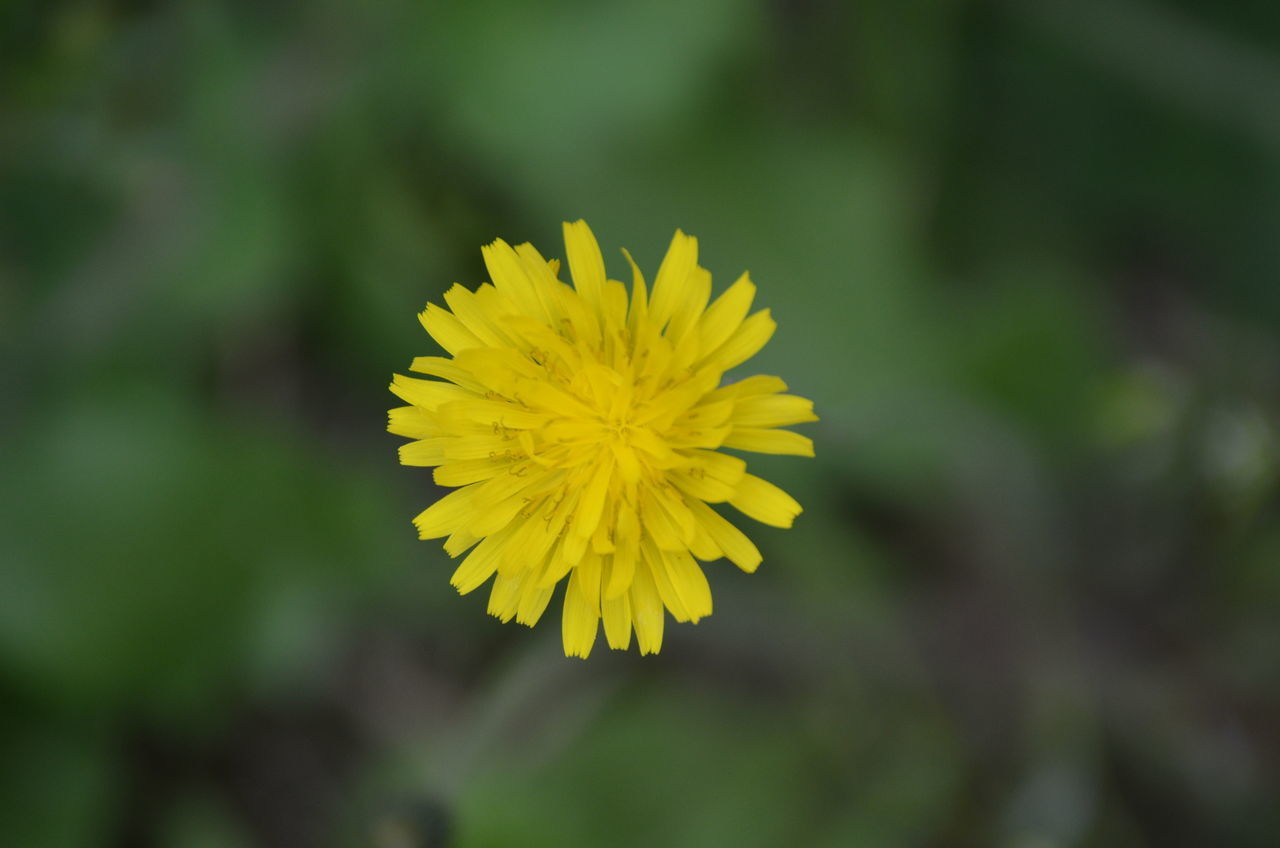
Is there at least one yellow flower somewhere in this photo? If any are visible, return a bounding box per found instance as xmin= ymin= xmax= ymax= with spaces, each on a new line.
xmin=388 ymin=221 xmax=817 ymax=657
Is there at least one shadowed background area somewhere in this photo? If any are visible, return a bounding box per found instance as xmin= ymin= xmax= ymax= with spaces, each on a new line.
xmin=3 ymin=1 xmax=1280 ymax=846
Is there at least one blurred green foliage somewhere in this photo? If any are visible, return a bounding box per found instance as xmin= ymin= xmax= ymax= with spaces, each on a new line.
xmin=3 ymin=0 xmax=1280 ymax=846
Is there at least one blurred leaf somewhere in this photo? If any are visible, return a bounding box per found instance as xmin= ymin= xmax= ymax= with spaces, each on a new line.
xmin=948 ymin=261 xmax=1110 ymax=456
xmin=0 ymin=382 xmax=405 ymax=721
xmin=454 ymin=686 xmax=828 ymax=848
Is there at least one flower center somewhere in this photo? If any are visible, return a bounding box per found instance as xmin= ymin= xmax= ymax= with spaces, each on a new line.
xmin=594 ymin=400 xmax=637 ymax=451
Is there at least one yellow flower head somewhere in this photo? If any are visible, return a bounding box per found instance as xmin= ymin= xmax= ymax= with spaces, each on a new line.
xmin=388 ymin=221 xmax=817 ymax=657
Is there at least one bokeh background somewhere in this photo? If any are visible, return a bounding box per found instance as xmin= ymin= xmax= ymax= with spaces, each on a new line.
xmin=4 ymin=1 xmax=1280 ymax=845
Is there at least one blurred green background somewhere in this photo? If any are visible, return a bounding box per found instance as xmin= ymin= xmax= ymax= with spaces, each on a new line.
xmin=4 ymin=0 xmax=1280 ymax=845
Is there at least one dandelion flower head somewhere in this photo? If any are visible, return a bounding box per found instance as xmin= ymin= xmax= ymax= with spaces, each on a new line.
xmin=388 ymin=221 xmax=816 ymax=657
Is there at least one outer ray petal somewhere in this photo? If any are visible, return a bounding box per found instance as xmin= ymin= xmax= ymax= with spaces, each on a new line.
xmin=563 ymin=219 xmax=607 ymax=311
xmin=562 ymin=553 xmax=602 ymax=658
xmin=686 ymin=499 xmax=763 ymax=573
xmin=729 ymin=473 xmax=803 ymax=528
xmin=722 ymin=427 xmax=815 ymax=456
xmin=629 ymin=560 xmax=665 ymax=655
xmin=648 ymin=229 xmax=697 ymax=330
xmin=697 ymin=272 xmax=755 ymax=356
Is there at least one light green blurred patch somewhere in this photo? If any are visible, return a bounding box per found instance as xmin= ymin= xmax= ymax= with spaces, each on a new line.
xmin=0 ymin=381 xmax=408 ymax=725
xmin=404 ymin=0 xmax=756 ymax=193
xmin=453 ymin=686 xmax=824 ymax=848
xmin=814 ymin=715 xmax=964 ymax=846
xmin=946 ymin=260 xmax=1111 ymax=458
xmin=452 ymin=679 xmax=962 ymax=848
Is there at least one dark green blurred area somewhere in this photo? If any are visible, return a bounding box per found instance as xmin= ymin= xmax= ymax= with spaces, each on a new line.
xmin=4 ymin=0 xmax=1280 ymax=845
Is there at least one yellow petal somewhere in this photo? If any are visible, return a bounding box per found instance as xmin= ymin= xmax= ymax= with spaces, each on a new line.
xmin=451 ymin=347 xmax=542 ymax=390
xmin=387 ymin=406 xmax=435 ymax=439
xmin=665 ymin=424 xmax=732 ymax=450
xmin=419 ymin=303 xmax=482 ymax=354
xmin=443 ymin=284 xmax=513 ymax=349
xmin=666 ymin=265 xmax=711 ymax=344
xmin=562 ymin=554 xmax=601 ymax=658
xmin=409 ymin=356 xmax=485 ymax=393
xmin=541 ymin=535 xmax=576 ymax=589
xmin=703 ymin=374 xmax=787 ymax=404
xmin=684 ymin=449 xmax=747 ymax=487
xmin=629 ymin=560 xmax=665 ymax=655
xmin=487 ymin=571 xmax=526 ymax=622
xmin=450 ymin=523 xmax=517 ymax=594
xmin=668 ymin=468 xmax=736 ymax=503
xmin=412 ymin=484 xmax=481 ymax=539
xmin=512 ymin=242 xmax=566 ymax=323
xmin=433 ymin=455 xmax=517 ymax=487
xmin=516 ymin=578 xmax=554 ymax=626
xmin=612 ymin=441 xmax=642 ymax=484
xmin=434 ymin=398 xmax=550 ymax=431
xmin=677 ymin=400 xmax=734 ymax=430
xmin=648 ymin=229 xmax=697 ymax=329
xmin=703 ymin=308 xmax=775 ymax=372
xmin=621 ymin=247 xmax=648 ymax=330
xmin=482 ymin=239 xmax=547 ymax=321
xmin=607 ymin=502 xmax=640 ymax=598
xmin=697 ymin=272 xmax=755 ymax=355
xmin=561 ymin=526 xmax=590 ymax=568
xmin=627 ymin=426 xmax=686 ymax=468
xmin=650 ymin=484 xmax=696 ymax=543
xmin=687 ymin=499 xmax=762 ymax=573
xmin=389 ymin=374 xmax=471 ymax=409
xmin=466 ymin=469 xmax=547 ymax=536
xmin=442 ymin=434 xmax=524 ymax=461
xmin=443 ymin=529 xmax=479 ymax=558
xmin=721 ymin=428 xmax=815 ymax=456
xmin=563 ymin=219 xmax=607 ymax=311
xmin=573 ymin=455 xmax=615 ymax=541
xmin=601 ymin=577 xmax=633 ymax=650
xmin=665 ymin=549 xmax=712 ymax=622
xmin=729 ymin=473 xmax=803 ymax=528
xmin=731 ymin=394 xmax=818 ymax=428
xmin=602 ymin=280 xmax=629 ymax=340
xmin=688 ymin=524 xmax=721 ymax=561
xmin=578 ymin=550 xmax=602 ymax=608
xmin=639 ymin=487 xmax=685 ymax=551
xmin=643 ymin=540 xmax=691 ymax=622
xmin=398 ymin=437 xmax=448 ymax=467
